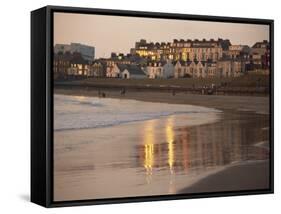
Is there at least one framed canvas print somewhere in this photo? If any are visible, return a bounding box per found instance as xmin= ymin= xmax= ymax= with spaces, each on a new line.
xmin=31 ymin=5 xmax=274 ymax=207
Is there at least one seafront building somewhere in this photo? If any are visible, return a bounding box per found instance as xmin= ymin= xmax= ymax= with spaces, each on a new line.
xmin=250 ymin=40 xmax=270 ymax=73
xmin=53 ymin=39 xmax=270 ymax=80
xmin=106 ymin=63 xmax=146 ymax=79
xmin=53 ymin=52 xmax=90 ymax=79
xmin=131 ymin=38 xmax=229 ymax=62
xmin=54 ymin=43 xmax=95 ymax=62
xmin=146 ymin=60 xmax=174 ymax=79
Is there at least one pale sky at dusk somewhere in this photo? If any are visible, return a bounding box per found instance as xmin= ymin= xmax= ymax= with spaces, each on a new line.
xmin=54 ymin=12 xmax=270 ymax=58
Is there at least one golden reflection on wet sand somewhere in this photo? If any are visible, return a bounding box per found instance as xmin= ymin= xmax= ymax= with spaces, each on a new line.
xmin=54 ymin=110 xmax=269 ymax=201
xmin=166 ymin=117 xmax=175 ymax=172
xmin=137 ymin=111 xmax=269 ymax=193
xmin=142 ymin=117 xmax=178 ymax=191
xmin=165 ymin=117 xmax=176 ymax=193
xmin=143 ymin=120 xmax=155 ymax=183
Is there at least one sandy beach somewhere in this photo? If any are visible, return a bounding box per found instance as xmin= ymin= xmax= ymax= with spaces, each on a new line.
xmin=179 ymin=160 xmax=269 ymax=194
xmin=54 ymin=88 xmax=270 ymax=201
xmin=54 ymin=88 xmax=269 ymax=113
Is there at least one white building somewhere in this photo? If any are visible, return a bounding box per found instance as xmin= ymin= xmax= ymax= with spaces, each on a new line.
xmin=106 ymin=64 xmax=127 ymax=78
xmin=174 ymin=60 xmax=208 ymax=78
xmin=121 ymin=66 xmax=146 ymax=79
xmin=162 ymin=60 xmax=174 ymax=78
xmin=54 ymin=43 xmax=95 ymax=62
xmin=174 ymin=61 xmax=192 ymax=78
xmin=206 ymin=62 xmax=217 ymax=77
xmin=106 ymin=64 xmax=146 ymax=79
xmin=146 ymin=60 xmax=174 ymax=79
xmin=193 ymin=61 xmax=207 ymax=78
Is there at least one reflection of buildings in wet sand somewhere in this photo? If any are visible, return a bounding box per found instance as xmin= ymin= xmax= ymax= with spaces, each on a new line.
xmin=165 ymin=117 xmax=176 ymax=193
xmin=137 ymin=113 xmax=269 ymax=179
xmin=143 ymin=120 xmax=155 ymax=179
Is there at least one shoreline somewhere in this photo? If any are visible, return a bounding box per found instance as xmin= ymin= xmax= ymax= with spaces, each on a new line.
xmin=54 ymin=88 xmax=270 ymax=200
xmin=54 ymin=93 xmax=222 ymax=132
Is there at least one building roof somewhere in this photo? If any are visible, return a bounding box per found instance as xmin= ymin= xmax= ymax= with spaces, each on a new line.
xmin=54 ymin=51 xmax=72 ymax=61
xmin=135 ymin=38 xmax=232 ymax=50
xmin=252 ymin=40 xmax=269 ymax=49
xmin=124 ymin=65 xmax=146 ymax=76
xmin=218 ymin=38 xmax=231 ymax=51
xmin=54 ymin=51 xmax=89 ymax=65
xmin=174 ymin=60 xmax=194 ymax=66
xmin=70 ymin=52 xmax=88 ymax=64
xmin=92 ymin=59 xmax=106 ymax=67
xmin=117 ymin=64 xmax=128 ymax=71
xmin=147 ymin=60 xmax=173 ymax=67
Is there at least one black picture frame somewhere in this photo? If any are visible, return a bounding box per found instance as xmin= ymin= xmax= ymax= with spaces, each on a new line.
xmin=31 ymin=5 xmax=274 ymax=208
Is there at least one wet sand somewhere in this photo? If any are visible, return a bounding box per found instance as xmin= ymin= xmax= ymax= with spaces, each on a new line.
xmin=54 ymin=89 xmax=270 ymax=201
xmin=179 ymin=160 xmax=269 ymax=194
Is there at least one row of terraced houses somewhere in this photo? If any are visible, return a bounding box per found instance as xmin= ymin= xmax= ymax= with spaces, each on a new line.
xmin=53 ymin=39 xmax=270 ymax=80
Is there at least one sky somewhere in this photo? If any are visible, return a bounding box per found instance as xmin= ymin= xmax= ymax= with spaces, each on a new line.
xmin=54 ymin=12 xmax=270 ymax=58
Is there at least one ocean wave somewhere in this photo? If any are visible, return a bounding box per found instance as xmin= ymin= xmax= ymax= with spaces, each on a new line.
xmin=54 ymin=94 xmax=221 ymax=131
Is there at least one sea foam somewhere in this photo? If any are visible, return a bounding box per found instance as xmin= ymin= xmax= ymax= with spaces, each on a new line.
xmin=54 ymin=94 xmax=221 ymax=131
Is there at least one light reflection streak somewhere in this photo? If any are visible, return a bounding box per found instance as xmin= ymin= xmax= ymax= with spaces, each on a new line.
xmin=143 ymin=120 xmax=155 ymax=177
xmin=166 ymin=117 xmax=175 ymax=173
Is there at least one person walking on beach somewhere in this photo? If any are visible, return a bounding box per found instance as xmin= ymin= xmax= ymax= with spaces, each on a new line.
xmin=120 ymin=88 xmax=126 ymax=96
xmin=202 ymin=86 xmax=205 ymax=95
